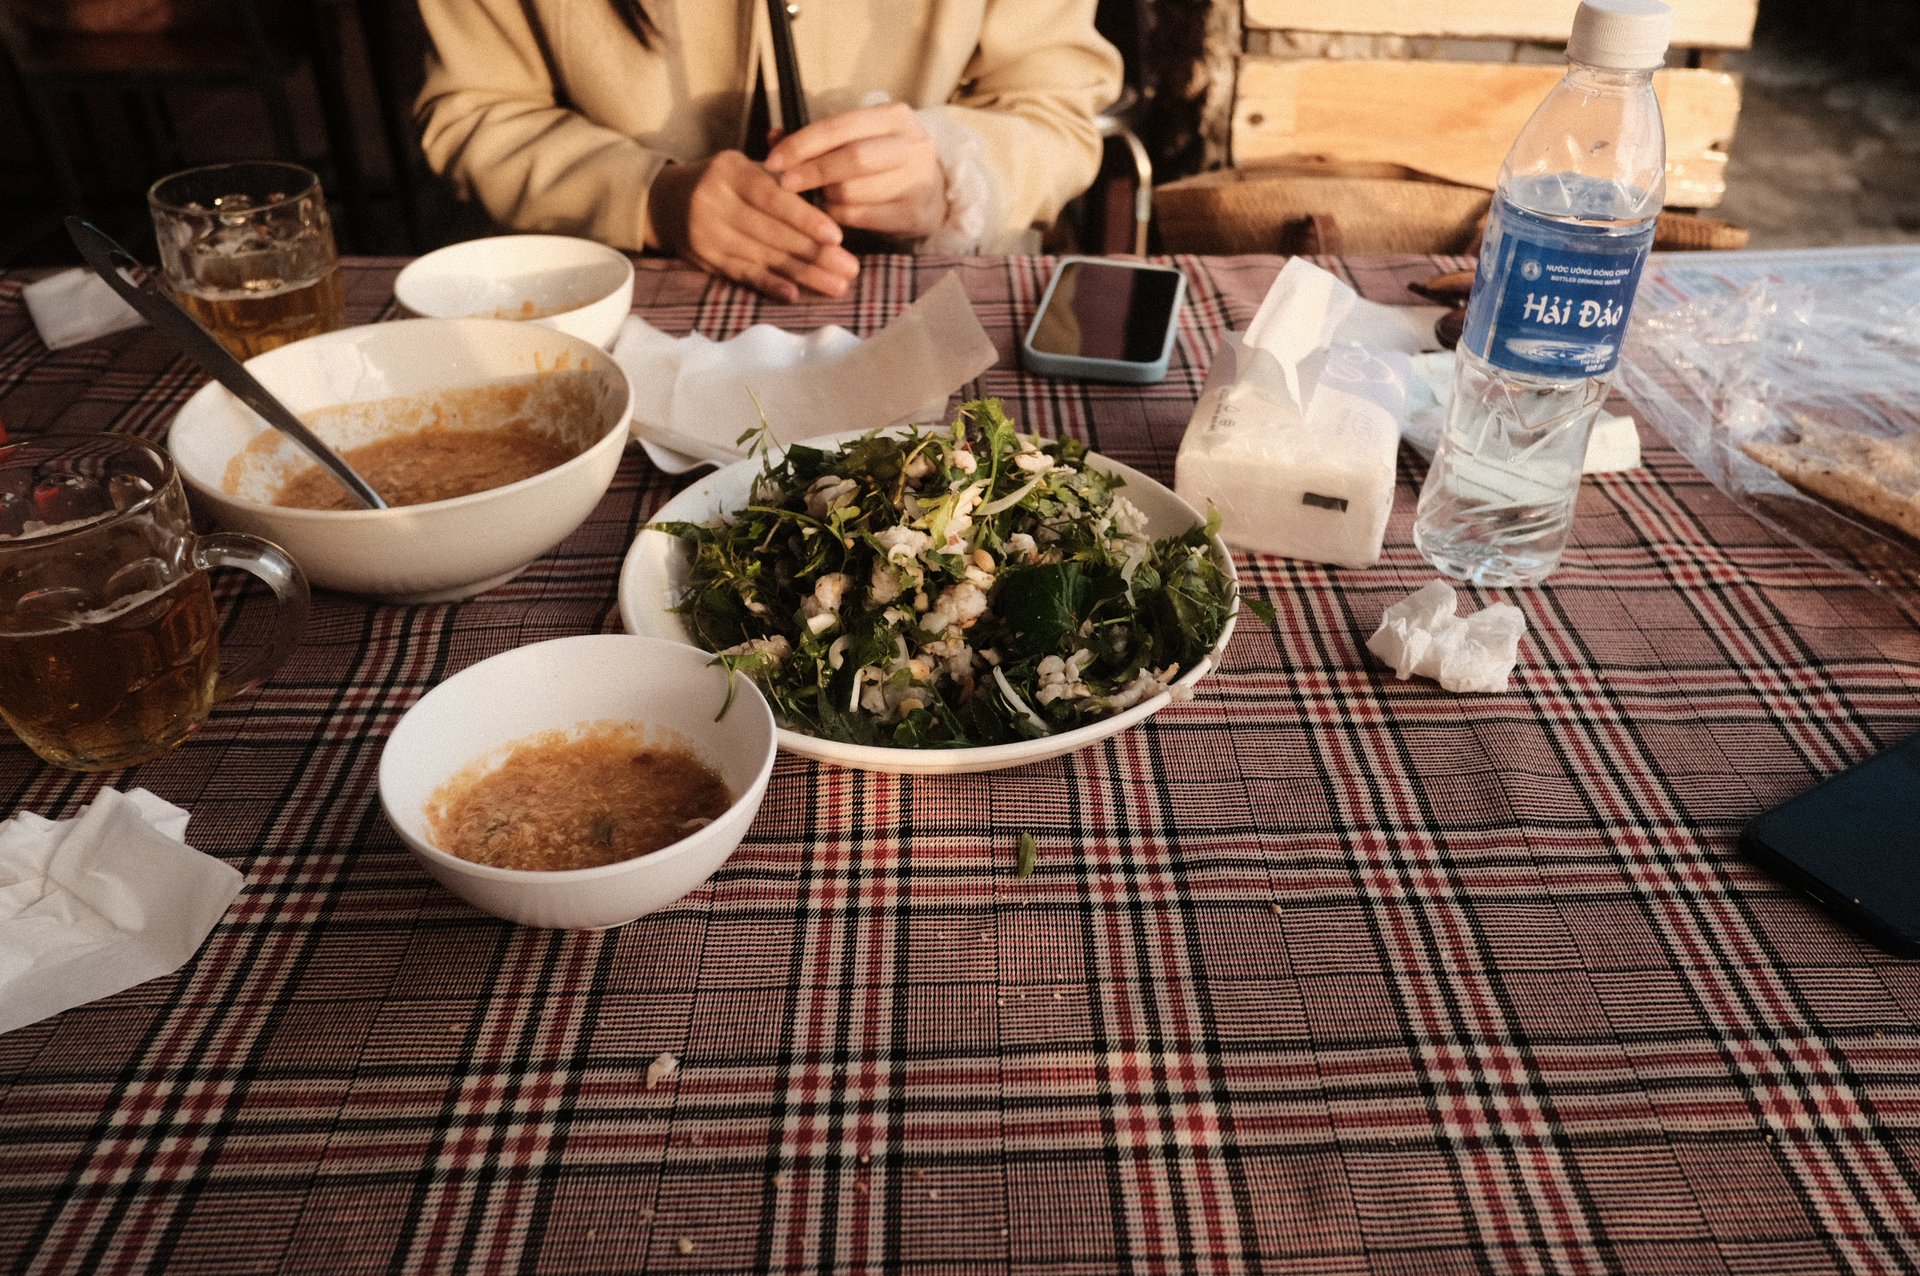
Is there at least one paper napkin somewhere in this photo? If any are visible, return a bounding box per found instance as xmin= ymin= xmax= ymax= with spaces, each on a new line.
xmin=0 ymin=788 xmax=243 ymax=1037
xmin=1368 ymin=579 xmax=1528 ymax=694
xmin=613 ymin=272 xmax=998 ymax=472
xmin=22 ymin=267 xmax=145 ymax=351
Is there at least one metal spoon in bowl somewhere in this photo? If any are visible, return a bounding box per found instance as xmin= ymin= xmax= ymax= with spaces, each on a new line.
xmin=65 ymin=216 xmax=388 ymax=511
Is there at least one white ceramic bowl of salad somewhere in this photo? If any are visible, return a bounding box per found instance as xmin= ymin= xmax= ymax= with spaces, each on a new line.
xmin=393 ymin=234 xmax=635 ymax=349
xmin=379 ymin=634 xmax=776 ymax=930
xmin=617 ymin=416 xmax=1238 ymax=775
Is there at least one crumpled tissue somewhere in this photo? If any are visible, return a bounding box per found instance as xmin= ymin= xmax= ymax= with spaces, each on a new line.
xmin=613 ymin=272 xmax=998 ymax=473
xmin=0 ymin=788 xmax=243 ymax=1038
xmin=23 ymin=267 xmax=145 ymax=351
xmin=1174 ymin=259 xmax=1411 ymax=568
xmin=1402 ymin=350 xmax=1642 ymax=473
xmin=1367 ymin=579 xmax=1527 ymax=694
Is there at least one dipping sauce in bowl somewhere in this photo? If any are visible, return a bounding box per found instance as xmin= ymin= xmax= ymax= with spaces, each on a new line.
xmin=378 ymin=634 xmax=777 ymax=929
xmin=225 ymin=369 xmax=606 ymax=511
xmin=425 ymin=721 xmax=732 ymax=871
xmin=273 ymin=421 xmax=576 ymax=509
xmin=488 ymin=298 xmax=573 ymax=321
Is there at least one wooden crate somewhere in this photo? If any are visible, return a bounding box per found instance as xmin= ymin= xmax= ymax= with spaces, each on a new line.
xmin=1231 ymin=0 xmax=1753 ymax=209
xmin=1244 ymin=0 xmax=1756 ymax=49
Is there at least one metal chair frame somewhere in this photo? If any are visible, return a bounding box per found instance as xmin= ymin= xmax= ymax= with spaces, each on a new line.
xmin=1090 ymin=0 xmax=1153 ymax=256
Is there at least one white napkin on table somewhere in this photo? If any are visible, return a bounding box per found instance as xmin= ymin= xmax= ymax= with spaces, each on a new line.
xmin=1368 ymin=579 xmax=1528 ymax=694
xmin=0 ymin=788 xmax=243 ymax=1037
xmin=614 ymin=271 xmax=998 ymax=473
xmin=22 ymin=267 xmax=145 ymax=351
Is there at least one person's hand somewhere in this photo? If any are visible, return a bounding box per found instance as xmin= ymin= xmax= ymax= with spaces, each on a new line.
xmin=645 ymin=150 xmax=859 ymax=303
xmin=765 ymin=103 xmax=949 ymax=241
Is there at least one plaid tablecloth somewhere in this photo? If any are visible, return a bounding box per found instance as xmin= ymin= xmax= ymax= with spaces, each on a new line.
xmin=2 ymin=253 xmax=1918 ymax=1274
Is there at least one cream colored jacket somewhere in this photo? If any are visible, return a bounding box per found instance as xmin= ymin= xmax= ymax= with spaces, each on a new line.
xmin=415 ymin=0 xmax=1122 ymax=254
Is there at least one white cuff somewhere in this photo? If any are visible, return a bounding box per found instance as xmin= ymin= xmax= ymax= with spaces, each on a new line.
xmin=913 ymin=108 xmax=997 ymax=254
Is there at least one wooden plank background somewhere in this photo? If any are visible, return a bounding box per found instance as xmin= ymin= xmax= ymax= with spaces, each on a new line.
xmin=1243 ymin=0 xmax=1758 ymax=50
xmin=1232 ymin=59 xmax=1743 ymax=207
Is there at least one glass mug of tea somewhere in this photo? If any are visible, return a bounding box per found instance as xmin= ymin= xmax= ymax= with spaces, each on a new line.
xmin=147 ymin=161 xmax=346 ymax=361
xmin=0 ymin=435 xmax=309 ymax=772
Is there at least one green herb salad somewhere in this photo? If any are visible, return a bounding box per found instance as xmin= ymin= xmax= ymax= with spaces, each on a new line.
xmin=650 ymin=400 xmax=1235 ymax=750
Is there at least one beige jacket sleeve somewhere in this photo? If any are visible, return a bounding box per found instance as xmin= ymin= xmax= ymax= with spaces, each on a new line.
xmin=922 ymin=0 xmax=1122 ymax=250
xmin=414 ymin=0 xmax=671 ymax=251
xmin=414 ymin=0 xmax=1121 ymax=255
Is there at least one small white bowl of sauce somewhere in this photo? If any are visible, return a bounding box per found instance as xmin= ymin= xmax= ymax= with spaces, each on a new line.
xmin=394 ymin=234 xmax=634 ymax=350
xmin=167 ymin=317 xmax=633 ymax=603
xmin=379 ymin=634 xmax=777 ymax=930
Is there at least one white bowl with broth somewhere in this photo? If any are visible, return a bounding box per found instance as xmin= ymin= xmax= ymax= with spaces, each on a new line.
xmin=393 ymin=235 xmax=635 ymax=350
xmin=379 ymin=634 xmax=776 ymax=930
xmin=167 ymin=318 xmax=633 ymax=603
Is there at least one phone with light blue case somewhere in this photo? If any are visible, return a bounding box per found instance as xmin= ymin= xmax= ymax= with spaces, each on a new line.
xmin=1020 ymin=257 xmax=1185 ymax=384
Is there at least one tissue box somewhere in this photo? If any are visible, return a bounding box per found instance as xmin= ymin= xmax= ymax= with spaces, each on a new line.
xmin=1175 ymin=261 xmax=1408 ymax=569
xmin=1178 ymin=341 xmax=1406 ymax=568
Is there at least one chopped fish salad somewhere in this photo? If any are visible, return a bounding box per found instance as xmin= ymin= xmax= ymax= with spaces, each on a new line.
xmin=651 ymin=400 xmax=1235 ymax=749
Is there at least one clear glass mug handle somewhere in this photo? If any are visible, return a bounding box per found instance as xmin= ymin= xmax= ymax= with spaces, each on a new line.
xmin=192 ymin=532 xmax=310 ymax=702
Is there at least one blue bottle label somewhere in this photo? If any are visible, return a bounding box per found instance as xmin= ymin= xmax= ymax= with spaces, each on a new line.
xmin=1462 ymin=198 xmax=1655 ymax=379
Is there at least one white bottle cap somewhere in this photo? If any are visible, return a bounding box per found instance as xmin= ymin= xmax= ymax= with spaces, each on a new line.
xmin=1568 ymin=0 xmax=1674 ymax=69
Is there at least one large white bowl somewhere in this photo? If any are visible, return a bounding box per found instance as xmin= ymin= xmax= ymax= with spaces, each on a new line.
xmin=618 ymin=434 xmax=1237 ymax=775
xmin=393 ymin=235 xmax=635 ymax=350
xmin=168 ymin=318 xmax=633 ymax=603
xmin=379 ymin=634 xmax=776 ymax=930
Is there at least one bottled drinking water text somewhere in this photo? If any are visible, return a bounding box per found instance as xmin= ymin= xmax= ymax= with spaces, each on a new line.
xmin=1412 ymin=0 xmax=1672 ymax=587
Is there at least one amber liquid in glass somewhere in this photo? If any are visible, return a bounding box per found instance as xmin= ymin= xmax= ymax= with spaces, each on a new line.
xmin=0 ymin=572 xmax=221 ymax=771
xmin=174 ymin=265 xmax=345 ymax=360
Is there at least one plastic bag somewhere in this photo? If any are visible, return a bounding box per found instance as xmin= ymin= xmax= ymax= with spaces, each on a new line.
xmin=1617 ymin=264 xmax=1920 ymax=592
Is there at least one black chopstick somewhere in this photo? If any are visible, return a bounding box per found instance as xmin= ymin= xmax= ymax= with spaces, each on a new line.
xmin=765 ymin=0 xmax=827 ymax=210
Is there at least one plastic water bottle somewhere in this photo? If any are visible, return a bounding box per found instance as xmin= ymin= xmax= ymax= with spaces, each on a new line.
xmin=1412 ymin=0 xmax=1672 ymax=587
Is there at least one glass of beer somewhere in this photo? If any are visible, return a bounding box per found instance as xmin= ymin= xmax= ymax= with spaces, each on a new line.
xmin=147 ymin=161 xmax=346 ymax=360
xmin=0 ymin=435 xmax=310 ymax=772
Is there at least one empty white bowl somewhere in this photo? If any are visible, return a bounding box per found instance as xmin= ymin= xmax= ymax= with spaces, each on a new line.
xmin=167 ymin=318 xmax=633 ymax=603
xmin=379 ymin=634 xmax=776 ymax=930
xmin=394 ymin=234 xmax=635 ymax=349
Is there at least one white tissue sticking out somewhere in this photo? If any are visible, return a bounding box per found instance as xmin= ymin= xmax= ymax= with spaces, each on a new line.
xmin=1175 ymin=260 xmax=1409 ymax=569
xmin=1366 ymin=580 xmax=1527 ymax=694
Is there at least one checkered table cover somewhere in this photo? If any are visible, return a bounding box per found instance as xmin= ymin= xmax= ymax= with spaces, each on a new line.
xmin=1 ymin=254 xmax=1918 ymax=1274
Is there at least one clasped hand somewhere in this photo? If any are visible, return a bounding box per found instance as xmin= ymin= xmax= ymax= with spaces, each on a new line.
xmin=645 ymin=103 xmax=948 ymax=303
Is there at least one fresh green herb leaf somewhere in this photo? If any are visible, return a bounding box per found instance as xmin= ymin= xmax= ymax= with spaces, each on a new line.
xmin=1014 ymin=831 xmax=1038 ymax=880
xmin=997 ymin=562 xmax=1086 ymax=656
xmin=1243 ymin=595 xmax=1279 ymax=633
xmin=737 ymin=390 xmax=776 ymax=457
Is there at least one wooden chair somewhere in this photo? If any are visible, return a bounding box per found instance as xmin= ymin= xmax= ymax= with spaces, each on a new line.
xmin=0 ymin=0 xmax=371 ymax=248
xmin=1158 ymin=0 xmax=1756 ymax=255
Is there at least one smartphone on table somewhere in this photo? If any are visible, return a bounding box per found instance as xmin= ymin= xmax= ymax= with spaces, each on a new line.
xmin=1739 ymin=730 xmax=1920 ymax=956
xmin=1020 ymin=256 xmax=1186 ymax=384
